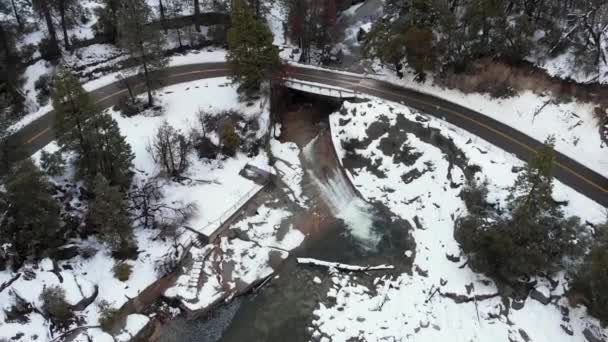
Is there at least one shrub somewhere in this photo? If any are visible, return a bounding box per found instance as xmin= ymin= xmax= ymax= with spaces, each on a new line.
xmin=572 ymin=223 xmax=608 ymax=325
xmin=194 ymin=136 xmax=220 ymax=160
xmin=220 ymin=119 xmax=240 ymax=157
xmin=40 ymin=286 xmax=74 ymax=330
xmin=116 ymin=96 xmax=144 ymax=117
xmin=40 ymin=150 xmax=66 ymax=176
xmin=35 ymin=74 xmax=53 ymax=106
xmin=112 ymin=262 xmax=133 ymax=282
xmin=98 ymin=300 xmax=120 ymax=333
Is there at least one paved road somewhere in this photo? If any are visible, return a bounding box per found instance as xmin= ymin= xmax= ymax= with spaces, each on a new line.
xmin=9 ymin=62 xmax=608 ymax=207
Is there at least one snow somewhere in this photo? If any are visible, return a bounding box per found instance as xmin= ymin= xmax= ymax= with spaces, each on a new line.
xmin=308 ymin=98 xmax=608 ymax=341
xmin=114 ymin=314 xmax=150 ymax=342
xmin=8 ymin=49 xmax=228 ymax=133
xmin=270 ymin=139 xmax=307 ymax=204
xmin=372 ymin=69 xmax=608 ymax=178
xmin=110 ymin=77 xmax=269 ymax=236
xmin=0 ymin=76 xmax=274 ymax=341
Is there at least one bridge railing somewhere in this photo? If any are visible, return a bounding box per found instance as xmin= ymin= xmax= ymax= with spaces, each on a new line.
xmin=283 ymin=78 xmax=358 ymax=99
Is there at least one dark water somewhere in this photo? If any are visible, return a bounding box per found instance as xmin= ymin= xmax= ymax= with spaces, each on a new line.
xmin=160 ymin=201 xmax=414 ymax=342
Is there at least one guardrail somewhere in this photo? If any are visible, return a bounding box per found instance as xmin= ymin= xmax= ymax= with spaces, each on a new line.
xmin=283 ymin=78 xmax=358 ymax=99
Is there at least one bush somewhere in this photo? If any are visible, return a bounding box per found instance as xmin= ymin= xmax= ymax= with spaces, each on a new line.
xmin=35 ymin=74 xmax=53 ymax=106
xmin=40 ymin=286 xmax=74 ymax=330
xmin=112 ymin=262 xmax=133 ymax=282
xmin=38 ymin=38 xmax=60 ymax=60
xmin=98 ymin=300 xmax=120 ymax=333
xmin=194 ymin=136 xmax=220 ymax=160
xmin=40 ymin=150 xmax=66 ymax=176
xmin=572 ymin=223 xmax=608 ymax=325
xmin=116 ymin=96 xmax=144 ymax=117
xmin=460 ymin=179 xmax=489 ymax=216
xmin=220 ymin=119 xmax=240 ymax=157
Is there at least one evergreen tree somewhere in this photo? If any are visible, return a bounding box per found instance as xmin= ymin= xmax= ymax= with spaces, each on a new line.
xmin=52 ymin=67 xmax=97 ymax=167
xmin=0 ymin=159 xmax=61 ymax=269
xmin=88 ymin=174 xmax=134 ymax=253
xmin=52 ymin=0 xmax=80 ymax=50
xmin=95 ymin=0 xmax=120 ymax=43
xmin=0 ymin=19 xmax=25 ymax=122
xmin=52 ymin=67 xmax=134 ymax=188
xmin=32 ymin=0 xmax=61 ymax=60
xmin=117 ymin=0 xmax=168 ymax=107
xmin=226 ymin=0 xmax=279 ymax=95
xmin=509 ymin=136 xmax=558 ymax=219
xmin=87 ymin=112 xmax=134 ymax=189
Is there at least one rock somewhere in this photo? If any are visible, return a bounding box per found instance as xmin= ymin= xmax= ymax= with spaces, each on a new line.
xmin=583 ymin=328 xmax=605 ymax=342
xmin=511 ymin=299 xmax=525 ymax=310
xmin=530 ymin=286 xmax=551 ymax=305
xmin=404 ymin=250 xmax=413 ymax=258
xmin=560 ymin=323 xmax=573 ymax=336
xmin=446 ymin=253 xmax=460 ymax=262
xmin=39 ymin=258 xmax=54 ymax=271
xmin=519 ymin=329 xmax=531 ymax=342
xmin=313 ymin=277 xmax=322 ymax=284
xmin=50 ymin=245 xmax=80 ymax=261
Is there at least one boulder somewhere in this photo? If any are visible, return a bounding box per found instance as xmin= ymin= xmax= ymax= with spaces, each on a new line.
xmin=530 ymin=286 xmax=551 ymax=305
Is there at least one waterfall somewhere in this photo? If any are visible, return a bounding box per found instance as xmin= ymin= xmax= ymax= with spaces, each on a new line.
xmin=302 ymin=137 xmax=380 ymax=250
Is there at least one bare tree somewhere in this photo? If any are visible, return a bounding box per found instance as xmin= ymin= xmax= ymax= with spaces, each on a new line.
xmin=149 ymin=121 xmax=191 ymax=178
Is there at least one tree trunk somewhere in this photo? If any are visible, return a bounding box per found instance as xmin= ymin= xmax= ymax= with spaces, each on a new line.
xmin=194 ymin=0 xmax=201 ymax=32
xmin=59 ymin=1 xmax=71 ymax=50
xmin=41 ymin=2 xmax=60 ymax=59
xmin=159 ymin=0 xmax=167 ymax=33
xmin=142 ymin=61 xmax=154 ymax=106
xmin=176 ymin=29 xmax=183 ymax=49
xmin=11 ymin=0 xmax=23 ymax=29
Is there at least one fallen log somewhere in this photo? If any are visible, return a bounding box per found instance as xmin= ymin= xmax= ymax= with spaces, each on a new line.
xmin=296 ymin=258 xmax=394 ymax=272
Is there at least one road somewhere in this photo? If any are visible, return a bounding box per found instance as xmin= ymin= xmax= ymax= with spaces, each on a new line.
xmin=8 ymin=62 xmax=608 ymax=207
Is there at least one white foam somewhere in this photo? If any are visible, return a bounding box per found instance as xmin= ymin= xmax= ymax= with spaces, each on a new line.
xmin=302 ymin=138 xmax=380 ymax=249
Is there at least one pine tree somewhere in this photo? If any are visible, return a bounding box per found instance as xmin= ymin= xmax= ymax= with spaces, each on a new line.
xmin=52 ymin=0 xmax=80 ymax=50
xmin=32 ymin=0 xmax=61 ymax=59
xmin=95 ymin=0 xmax=120 ymax=43
xmin=226 ymin=0 xmax=279 ymax=95
xmin=52 ymin=67 xmax=97 ymax=166
xmin=88 ymin=174 xmax=134 ymax=253
xmin=52 ymin=67 xmax=133 ymax=188
xmin=0 ymin=159 xmax=61 ymax=269
xmin=0 ymin=20 xmax=25 ymax=122
xmin=86 ymin=113 xmax=134 ymax=190
xmin=509 ymin=136 xmax=558 ymax=219
xmin=117 ymin=0 xmax=168 ymax=107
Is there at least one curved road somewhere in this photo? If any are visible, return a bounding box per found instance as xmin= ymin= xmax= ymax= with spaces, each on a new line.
xmin=9 ymin=62 xmax=608 ymax=207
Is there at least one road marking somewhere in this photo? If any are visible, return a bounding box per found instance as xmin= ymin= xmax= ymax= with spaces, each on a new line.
xmin=24 ymin=67 xmax=607 ymax=195
xmin=290 ymin=71 xmax=608 ymax=194
xmin=27 ymin=68 xmax=231 ymax=144
xmin=26 ymin=127 xmax=50 ymax=144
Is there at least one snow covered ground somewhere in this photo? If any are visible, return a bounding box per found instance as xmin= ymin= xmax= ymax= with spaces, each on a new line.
xmin=371 ymin=69 xmax=608 ymax=178
xmin=0 ymin=77 xmax=274 ymax=341
xmin=309 ymin=98 xmax=607 ymax=342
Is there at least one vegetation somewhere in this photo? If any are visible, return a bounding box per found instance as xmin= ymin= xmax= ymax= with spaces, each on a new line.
xmin=52 ymin=67 xmax=134 ymax=189
xmin=455 ymin=138 xmax=585 ymax=279
xmin=227 ymin=0 xmax=280 ymax=95
xmin=573 ymin=222 xmax=608 ymax=324
xmin=0 ymin=159 xmax=61 ymax=270
xmin=151 ymin=121 xmax=191 ymax=178
xmin=361 ymin=0 xmax=608 ymax=79
xmin=117 ymin=0 xmax=168 ymax=107
xmin=220 ymin=119 xmax=240 ymax=157
xmin=40 ymin=286 xmax=74 ymax=331
xmin=113 ymin=262 xmax=133 ymax=282
xmin=87 ymin=174 xmax=135 ymax=255
xmin=39 ymin=150 xmax=66 ymax=176
xmin=98 ymin=300 xmax=120 ymax=333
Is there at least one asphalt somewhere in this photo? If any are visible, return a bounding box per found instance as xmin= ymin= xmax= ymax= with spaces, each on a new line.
xmin=8 ymin=62 xmax=607 ymax=207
